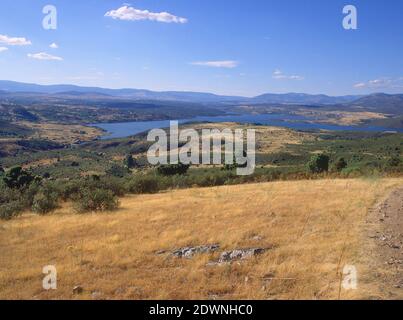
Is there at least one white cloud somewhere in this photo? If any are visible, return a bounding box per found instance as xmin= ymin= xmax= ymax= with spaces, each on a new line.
xmin=27 ymin=52 xmax=63 ymax=61
xmin=105 ymin=5 xmax=187 ymax=24
xmin=272 ymin=69 xmax=304 ymax=81
xmin=354 ymin=77 xmax=403 ymax=89
xmin=353 ymin=82 xmax=366 ymax=88
xmin=190 ymin=60 xmax=239 ymax=68
xmin=0 ymin=47 xmax=8 ymax=52
xmin=0 ymin=34 xmax=31 ymax=46
xmin=49 ymin=43 xmax=59 ymax=49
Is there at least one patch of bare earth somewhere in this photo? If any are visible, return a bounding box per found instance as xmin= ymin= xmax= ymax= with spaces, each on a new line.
xmin=363 ymin=187 xmax=403 ymax=299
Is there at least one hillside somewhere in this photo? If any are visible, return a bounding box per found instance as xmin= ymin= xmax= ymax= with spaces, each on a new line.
xmin=1 ymin=178 xmax=402 ymax=300
xmin=348 ymin=93 xmax=403 ymax=115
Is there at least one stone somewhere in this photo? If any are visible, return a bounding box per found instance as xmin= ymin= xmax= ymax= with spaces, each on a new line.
xmin=251 ymin=235 xmax=263 ymax=241
xmin=91 ymin=291 xmax=102 ymax=299
xmin=171 ymin=244 xmax=220 ymax=258
xmin=72 ymin=286 xmax=83 ymax=295
xmin=218 ymin=248 xmax=267 ymax=263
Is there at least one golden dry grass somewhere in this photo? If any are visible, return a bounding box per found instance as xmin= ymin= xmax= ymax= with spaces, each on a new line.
xmin=189 ymin=122 xmax=316 ymax=154
xmin=295 ymin=110 xmax=386 ymax=126
xmin=1 ymin=178 xmax=402 ymax=300
xmin=19 ymin=121 xmax=103 ymax=144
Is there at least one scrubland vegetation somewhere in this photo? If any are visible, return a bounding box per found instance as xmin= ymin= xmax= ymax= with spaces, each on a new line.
xmin=1 ymin=124 xmax=402 ymax=220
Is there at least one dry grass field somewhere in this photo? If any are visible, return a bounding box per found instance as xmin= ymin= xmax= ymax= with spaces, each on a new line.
xmin=1 ymin=178 xmax=402 ymax=300
xmin=20 ymin=121 xmax=103 ymax=144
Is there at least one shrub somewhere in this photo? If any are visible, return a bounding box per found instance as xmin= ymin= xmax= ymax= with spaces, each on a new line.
xmin=21 ymin=181 xmax=42 ymax=208
xmin=124 ymin=154 xmax=136 ymax=169
xmin=127 ymin=176 xmax=160 ymax=194
xmin=32 ymin=192 xmax=58 ymax=215
xmin=157 ymin=163 xmax=190 ymax=176
xmin=307 ymin=154 xmax=330 ymax=173
xmin=334 ymin=157 xmax=348 ymax=172
xmin=106 ymin=164 xmax=129 ymax=178
xmin=58 ymin=180 xmax=82 ymax=201
xmin=97 ymin=176 xmax=127 ymax=197
xmin=386 ymin=155 xmax=400 ymax=167
xmin=3 ymin=166 xmax=37 ymax=189
xmin=74 ymin=188 xmax=119 ymax=213
xmin=0 ymin=201 xmax=24 ymax=220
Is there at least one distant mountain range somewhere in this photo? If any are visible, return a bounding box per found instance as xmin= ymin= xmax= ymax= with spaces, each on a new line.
xmin=348 ymin=93 xmax=403 ymax=114
xmin=0 ymin=80 xmax=362 ymax=105
xmin=1 ymin=80 xmax=403 ymax=115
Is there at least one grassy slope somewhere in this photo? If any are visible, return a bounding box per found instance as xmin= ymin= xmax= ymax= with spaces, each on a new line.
xmin=1 ymin=178 xmax=402 ymax=300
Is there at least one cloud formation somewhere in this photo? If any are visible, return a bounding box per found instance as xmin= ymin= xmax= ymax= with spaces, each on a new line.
xmin=0 ymin=34 xmax=31 ymax=46
xmin=0 ymin=47 xmax=8 ymax=52
xmin=354 ymin=77 xmax=403 ymax=89
xmin=190 ymin=60 xmax=239 ymax=68
xmin=272 ymin=69 xmax=304 ymax=80
xmin=27 ymin=52 xmax=63 ymax=61
xmin=49 ymin=43 xmax=59 ymax=49
xmin=105 ymin=5 xmax=187 ymax=24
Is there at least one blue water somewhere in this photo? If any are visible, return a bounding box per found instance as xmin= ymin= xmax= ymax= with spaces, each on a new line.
xmin=91 ymin=113 xmax=401 ymax=139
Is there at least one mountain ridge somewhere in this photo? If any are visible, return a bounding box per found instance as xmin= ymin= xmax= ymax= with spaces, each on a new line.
xmin=0 ymin=80 xmax=362 ymax=104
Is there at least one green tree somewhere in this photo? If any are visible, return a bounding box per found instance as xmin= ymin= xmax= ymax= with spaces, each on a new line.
xmin=307 ymin=154 xmax=330 ymax=174
xmin=157 ymin=163 xmax=190 ymax=176
xmin=124 ymin=154 xmax=136 ymax=169
xmin=3 ymin=166 xmax=37 ymax=189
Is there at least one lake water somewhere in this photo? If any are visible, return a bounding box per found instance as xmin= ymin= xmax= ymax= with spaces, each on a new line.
xmin=91 ymin=114 xmax=401 ymax=139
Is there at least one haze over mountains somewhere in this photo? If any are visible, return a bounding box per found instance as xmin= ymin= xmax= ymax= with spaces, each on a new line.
xmin=1 ymin=80 xmax=403 ymax=116
xmin=0 ymin=80 xmax=363 ymax=105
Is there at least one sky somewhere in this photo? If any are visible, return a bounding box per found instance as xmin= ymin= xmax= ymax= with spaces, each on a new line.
xmin=0 ymin=0 xmax=402 ymax=97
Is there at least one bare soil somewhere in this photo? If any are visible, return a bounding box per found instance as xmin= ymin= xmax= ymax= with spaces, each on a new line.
xmin=366 ymin=187 xmax=403 ymax=299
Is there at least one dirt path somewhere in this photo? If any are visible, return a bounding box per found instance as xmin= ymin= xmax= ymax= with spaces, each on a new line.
xmin=367 ymin=187 xmax=403 ymax=299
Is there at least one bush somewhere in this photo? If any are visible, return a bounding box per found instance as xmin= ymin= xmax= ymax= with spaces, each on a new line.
xmin=157 ymin=163 xmax=190 ymax=176
xmin=0 ymin=180 xmax=26 ymax=220
xmin=334 ymin=157 xmax=348 ymax=172
xmin=0 ymin=201 xmax=24 ymax=220
xmin=307 ymin=154 xmax=330 ymax=173
xmin=74 ymin=188 xmax=119 ymax=213
xmin=98 ymin=177 xmax=127 ymax=197
xmin=386 ymin=155 xmax=401 ymax=167
xmin=3 ymin=166 xmax=37 ymax=189
xmin=127 ymin=176 xmax=160 ymax=194
xmin=106 ymin=164 xmax=129 ymax=178
xmin=124 ymin=154 xmax=136 ymax=169
xmin=32 ymin=191 xmax=58 ymax=215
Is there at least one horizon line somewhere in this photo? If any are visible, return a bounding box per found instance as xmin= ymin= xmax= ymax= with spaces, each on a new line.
xmin=0 ymin=79 xmax=401 ymax=98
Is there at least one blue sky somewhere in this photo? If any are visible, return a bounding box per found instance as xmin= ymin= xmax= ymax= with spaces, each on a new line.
xmin=0 ymin=0 xmax=402 ymax=96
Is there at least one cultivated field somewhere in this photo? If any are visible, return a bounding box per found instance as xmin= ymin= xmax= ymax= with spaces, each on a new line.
xmin=1 ymin=178 xmax=402 ymax=300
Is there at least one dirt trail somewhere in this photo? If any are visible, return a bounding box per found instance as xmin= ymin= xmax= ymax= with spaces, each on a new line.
xmin=367 ymin=187 xmax=403 ymax=299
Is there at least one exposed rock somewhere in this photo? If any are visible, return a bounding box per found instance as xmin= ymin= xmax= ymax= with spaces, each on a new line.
xmin=251 ymin=235 xmax=263 ymax=241
xmin=72 ymin=285 xmax=83 ymax=295
xmin=91 ymin=291 xmax=102 ymax=299
xmin=172 ymin=244 xmax=220 ymax=258
xmin=218 ymin=248 xmax=266 ymax=263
